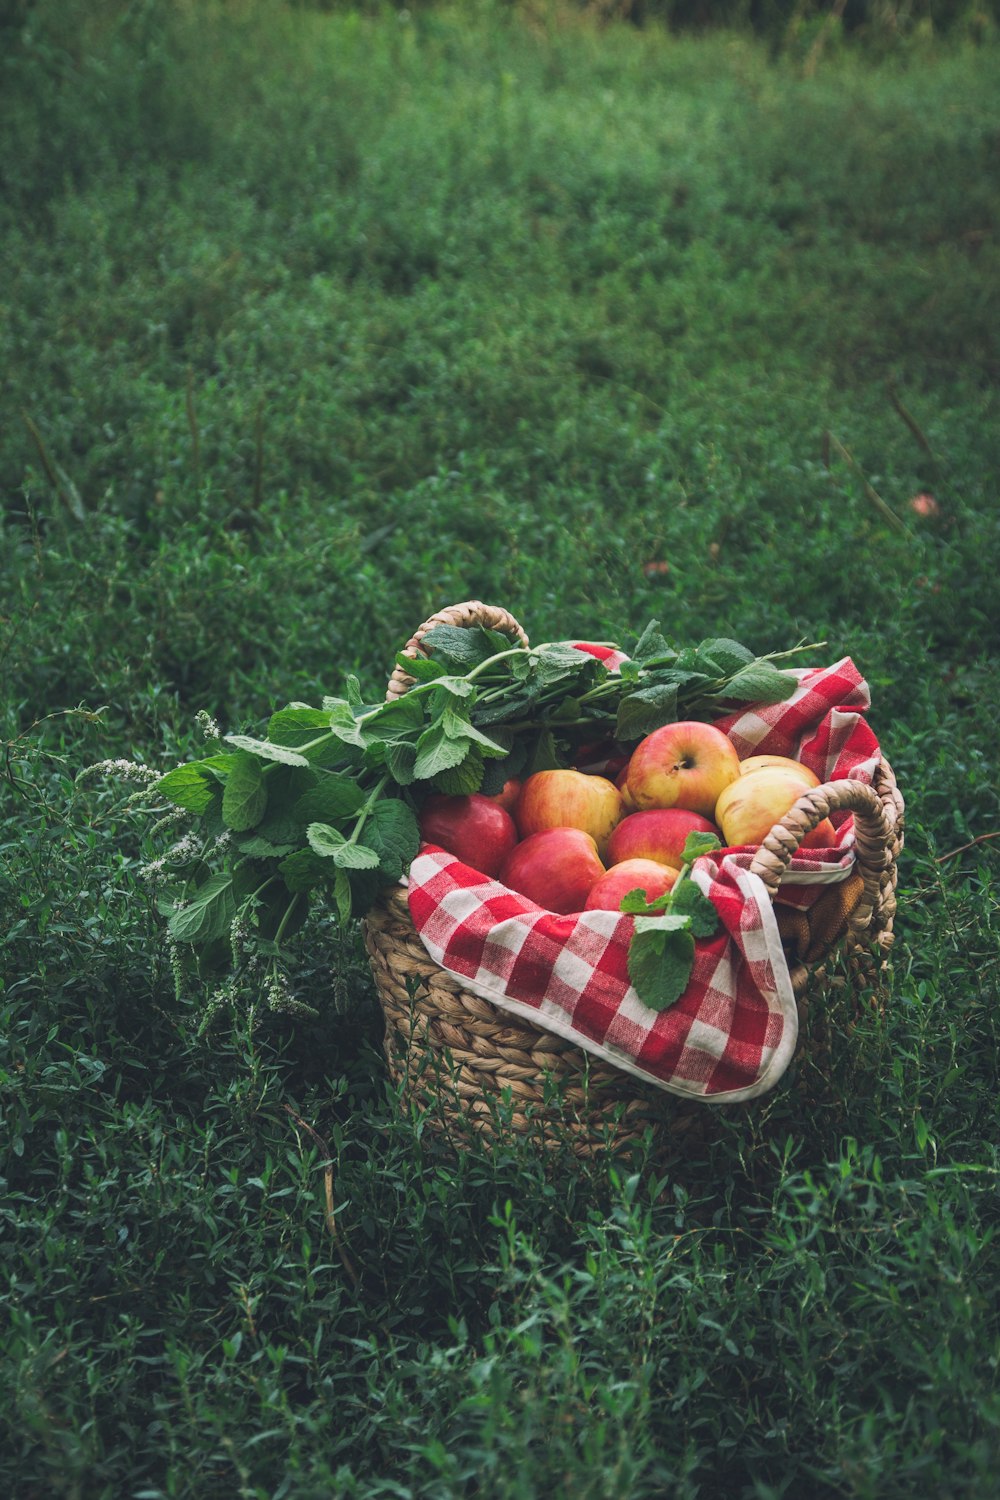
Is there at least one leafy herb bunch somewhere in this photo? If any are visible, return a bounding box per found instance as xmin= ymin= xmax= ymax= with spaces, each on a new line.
xmin=119 ymin=620 xmax=806 ymax=1024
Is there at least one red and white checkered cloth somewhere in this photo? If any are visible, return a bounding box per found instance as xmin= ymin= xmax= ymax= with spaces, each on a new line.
xmin=406 ymin=656 xmax=882 ymax=1103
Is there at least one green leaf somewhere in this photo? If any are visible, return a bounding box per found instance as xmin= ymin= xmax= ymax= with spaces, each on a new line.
xmin=440 ymin=705 xmax=509 ymax=758
xmin=325 ymin=702 xmax=367 ymax=749
xmin=156 ymin=764 xmax=217 ymax=813
xmin=615 ymin=682 xmax=679 ymax=741
xmin=432 ymin=745 xmax=484 ymax=795
xmin=627 ymin=922 xmax=696 ymax=1013
xmin=267 ymin=706 xmax=332 ymax=747
xmin=471 ymin=690 xmax=535 ymax=726
xmin=306 ymin=823 xmax=381 ymax=869
xmin=478 ymin=740 xmax=526 ymax=796
xmin=681 ymin=831 xmax=723 ymax=862
xmin=430 ymin=675 xmax=475 ymax=701
xmin=168 ymin=873 xmax=237 ymax=944
xmin=525 ymin=728 xmax=561 ymax=775
xmin=385 ymin=740 xmax=418 ymax=786
xmin=719 ymin=662 xmax=798 ymax=705
xmin=362 ymin=694 xmax=426 ymax=741
xmin=695 ymin=638 xmax=755 ymax=675
xmin=669 ymin=879 xmax=720 ymax=939
xmin=221 ymin=752 xmax=268 ymax=832
xmin=278 ymin=848 xmax=328 ymax=894
xmin=630 ymin=620 xmax=673 ymax=665
xmin=292 ymin=776 xmax=366 ymax=824
xmin=223 ymin=734 xmax=310 ymax=767
xmin=618 ymin=887 xmax=676 ymax=916
xmin=394 ymin=652 xmax=446 ymax=683
xmin=234 ymin=833 xmax=298 ymax=857
xmin=420 ymin=623 xmax=515 ymax=673
xmin=364 ymin=799 xmax=421 ymax=880
xmin=412 ymin=724 xmax=471 ymax=780
xmin=333 ymin=867 xmax=354 ymax=925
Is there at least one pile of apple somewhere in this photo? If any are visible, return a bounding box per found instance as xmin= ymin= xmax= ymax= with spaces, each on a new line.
xmin=418 ymin=720 xmax=835 ymax=916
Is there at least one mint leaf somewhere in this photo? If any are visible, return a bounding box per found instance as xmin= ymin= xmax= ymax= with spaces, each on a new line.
xmin=278 ymin=847 xmax=328 ymax=894
xmin=306 ymin=823 xmax=380 ymax=869
xmin=478 ymin=739 xmax=526 ymax=796
xmin=615 ymin=682 xmax=679 ymax=740
xmin=292 ymin=776 xmax=366 ymax=824
xmin=719 ymin=662 xmax=797 ymax=704
xmin=157 ymin=764 xmax=217 ymax=813
xmin=168 ymin=873 xmax=237 ymax=944
xmin=630 ymin=621 xmax=674 ymax=666
xmin=223 ymin=734 xmax=310 ymax=767
xmin=669 ymin=879 xmax=720 ymax=939
xmin=362 ymin=694 xmax=425 ymax=741
xmin=325 ymin=701 xmax=367 ymax=748
xmin=681 ymin=831 xmax=723 ymax=862
xmin=618 ymin=887 xmax=677 ymax=916
xmin=525 ymin=728 xmax=561 ymax=775
xmin=267 ymin=706 xmax=333 ymax=747
xmin=412 ymin=724 xmax=471 ymax=780
xmin=440 ymin=705 xmax=509 ymax=758
xmin=364 ymin=799 xmax=421 ymax=880
xmin=420 ymin=623 xmax=515 ymax=673
xmin=627 ymin=921 xmax=696 ymax=1012
xmin=432 ymin=745 xmax=484 ymax=795
xmin=695 ymin=638 xmax=755 ymax=675
xmin=234 ymin=833 xmax=297 ymax=857
xmin=394 ymin=652 xmax=446 ymax=683
xmin=384 ymin=740 xmax=418 ymax=786
xmin=221 ymin=752 xmax=267 ymax=832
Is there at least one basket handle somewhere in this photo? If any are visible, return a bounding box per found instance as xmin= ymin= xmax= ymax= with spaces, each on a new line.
xmin=386 ymin=600 xmax=530 ymax=701
xmin=748 ymin=778 xmax=894 ymax=941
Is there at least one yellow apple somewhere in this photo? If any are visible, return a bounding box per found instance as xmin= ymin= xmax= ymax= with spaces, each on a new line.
xmin=739 ymin=754 xmax=820 ymax=787
xmin=716 ymin=767 xmax=836 ymax=849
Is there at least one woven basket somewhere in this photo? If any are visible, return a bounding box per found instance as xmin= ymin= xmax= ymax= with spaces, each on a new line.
xmin=362 ymin=601 xmax=905 ymax=1157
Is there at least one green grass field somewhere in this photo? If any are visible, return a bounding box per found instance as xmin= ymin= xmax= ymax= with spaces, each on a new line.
xmin=2 ymin=4 xmax=999 ymax=1495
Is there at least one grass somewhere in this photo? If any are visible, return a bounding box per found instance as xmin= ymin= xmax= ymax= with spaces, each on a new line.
xmin=2 ymin=3 xmax=999 ymax=1495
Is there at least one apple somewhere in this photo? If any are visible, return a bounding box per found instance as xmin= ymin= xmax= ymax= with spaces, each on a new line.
xmin=626 ymin=721 xmax=741 ymax=819
xmin=715 ymin=768 xmax=837 ymax=850
xmin=615 ymin=763 xmax=638 ymax=813
xmin=515 ymin=769 xmax=624 ymax=857
xmin=606 ymin=808 xmax=721 ymax=871
xmin=739 ymin=754 xmax=819 ymax=787
xmin=499 ymin=828 xmax=606 ymax=914
xmin=485 ymin=777 xmax=522 ymax=814
xmin=583 ymin=858 xmax=678 ymax=911
xmin=418 ymin=793 xmax=519 ymax=878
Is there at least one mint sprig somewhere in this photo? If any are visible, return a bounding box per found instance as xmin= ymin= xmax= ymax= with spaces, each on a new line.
xmin=623 ymin=832 xmax=723 ymax=1013
xmin=118 ymin=621 xmax=813 ymax=1027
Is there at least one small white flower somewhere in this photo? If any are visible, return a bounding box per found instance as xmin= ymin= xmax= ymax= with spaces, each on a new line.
xmin=195 ymin=710 xmax=222 ymax=741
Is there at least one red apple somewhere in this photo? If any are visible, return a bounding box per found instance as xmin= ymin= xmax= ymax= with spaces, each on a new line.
xmin=499 ymin=828 xmax=606 ymax=914
xmin=606 ymin=808 xmax=721 ymax=871
xmin=715 ymin=768 xmax=836 ymax=849
xmin=583 ymin=858 xmax=678 ymax=911
xmin=626 ymin=721 xmax=741 ymax=819
xmin=739 ymin=753 xmax=820 ymax=787
xmin=418 ymin=793 xmax=519 ymax=878
xmin=515 ymin=769 xmax=624 ymax=857
xmin=485 ymin=777 xmax=522 ymax=814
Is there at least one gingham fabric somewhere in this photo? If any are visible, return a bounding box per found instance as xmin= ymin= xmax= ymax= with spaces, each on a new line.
xmin=406 ymin=656 xmax=882 ymax=1103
